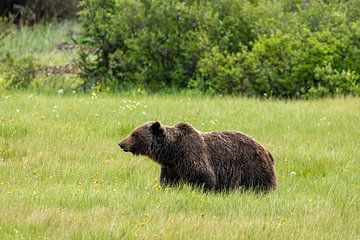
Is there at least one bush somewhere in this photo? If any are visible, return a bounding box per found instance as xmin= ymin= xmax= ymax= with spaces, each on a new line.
xmin=237 ymin=28 xmax=350 ymax=97
xmin=193 ymin=47 xmax=245 ymax=95
xmin=78 ymin=0 xmax=257 ymax=91
xmin=310 ymin=64 xmax=360 ymax=98
xmin=0 ymin=52 xmax=38 ymax=89
xmin=78 ymin=0 xmax=360 ymax=98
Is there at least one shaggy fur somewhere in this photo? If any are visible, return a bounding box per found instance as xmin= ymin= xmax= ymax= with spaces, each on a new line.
xmin=118 ymin=121 xmax=276 ymax=192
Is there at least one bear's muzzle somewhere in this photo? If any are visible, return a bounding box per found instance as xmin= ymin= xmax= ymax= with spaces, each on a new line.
xmin=118 ymin=142 xmax=130 ymax=152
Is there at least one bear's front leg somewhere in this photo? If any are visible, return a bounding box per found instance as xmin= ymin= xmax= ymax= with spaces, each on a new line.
xmin=185 ymin=168 xmax=217 ymax=191
xmin=160 ymin=166 xmax=181 ymax=187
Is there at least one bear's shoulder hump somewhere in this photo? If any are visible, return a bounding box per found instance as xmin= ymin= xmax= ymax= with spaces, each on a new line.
xmin=175 ymin=122 xmax=196 ymax=133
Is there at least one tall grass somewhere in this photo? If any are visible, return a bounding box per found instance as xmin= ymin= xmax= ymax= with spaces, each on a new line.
xmin=0 ymin=21 xmax=78 ymax=65
xmin=0 ymin=92 xmax=359 ymax=239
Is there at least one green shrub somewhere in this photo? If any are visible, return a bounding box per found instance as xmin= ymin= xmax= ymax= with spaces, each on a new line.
xmin=238 ymin=28 xmax=350 ymax=97
xmin=194 ymin=47 xmax=245 ymax=95
xmin=0 ymin=53 xmax=38 ymax=89
xmin=78 ymin=0 xmax=257 ymax=91
xmin=341 ymin=21 xmax=360 ymax=74
xmin=78 ymin=0 xmax=360 ymax=98
xmin=310 ymin=64 xmax=360 ymax=97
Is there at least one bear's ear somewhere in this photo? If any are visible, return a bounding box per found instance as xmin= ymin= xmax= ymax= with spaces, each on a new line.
xmin=150 ymin=121 xmax=164 ymax=135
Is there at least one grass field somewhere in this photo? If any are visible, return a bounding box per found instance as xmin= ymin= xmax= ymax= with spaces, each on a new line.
xmin=0 ymin=92 xmax=359 ymax=239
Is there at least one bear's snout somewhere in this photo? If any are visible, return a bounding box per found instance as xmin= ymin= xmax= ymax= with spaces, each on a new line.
xmin=118 ymin=141 xmax=129 ymax=152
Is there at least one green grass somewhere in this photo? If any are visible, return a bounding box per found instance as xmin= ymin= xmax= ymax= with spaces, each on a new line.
xmin=0 ymin=21 xmax=78 ymax=65
xmin=0 ymin=92 xmax=359 ymax=239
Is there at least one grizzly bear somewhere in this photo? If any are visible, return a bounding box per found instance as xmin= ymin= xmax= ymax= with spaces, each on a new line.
xmin=118 ymin=121 xmax=276 ymax=192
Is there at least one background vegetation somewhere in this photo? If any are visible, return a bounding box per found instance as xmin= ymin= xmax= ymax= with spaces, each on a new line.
xmin=0 ymin=0 xmax=360 ymax=98
xmin=78 ymin=0 xmax=360 ymax=98
xmin=0 ymin=92 xmax=359 ymax=239
xmin=0 ymin=21 xmax=80 ymax=93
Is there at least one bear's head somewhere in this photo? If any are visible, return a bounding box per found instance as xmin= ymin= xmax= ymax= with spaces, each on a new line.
xmin=118 ymin=121 xmax=164 ymax=157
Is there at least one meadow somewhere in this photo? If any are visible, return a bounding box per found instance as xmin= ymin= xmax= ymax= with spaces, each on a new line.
xmin=0 ymin=92 xmax=359 ymax=239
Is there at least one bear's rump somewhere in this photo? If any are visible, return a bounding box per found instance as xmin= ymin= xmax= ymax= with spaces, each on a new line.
xmin=202 ymin=131 xmax=273 ymax=190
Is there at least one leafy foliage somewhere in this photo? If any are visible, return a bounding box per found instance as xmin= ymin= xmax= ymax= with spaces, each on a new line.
xmin=78 ymin=0 xmax=360 ymax=98
xmin=0 ymin=53 xmax=38 ymax=89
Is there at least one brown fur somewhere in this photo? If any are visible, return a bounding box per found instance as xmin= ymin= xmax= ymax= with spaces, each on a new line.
xmin=118 ymin=121 xmax=276 ymax=192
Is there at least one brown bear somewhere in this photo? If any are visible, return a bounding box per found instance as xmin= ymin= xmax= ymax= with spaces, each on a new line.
xmin=118 ymin=121 xmax=276 ymax=192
